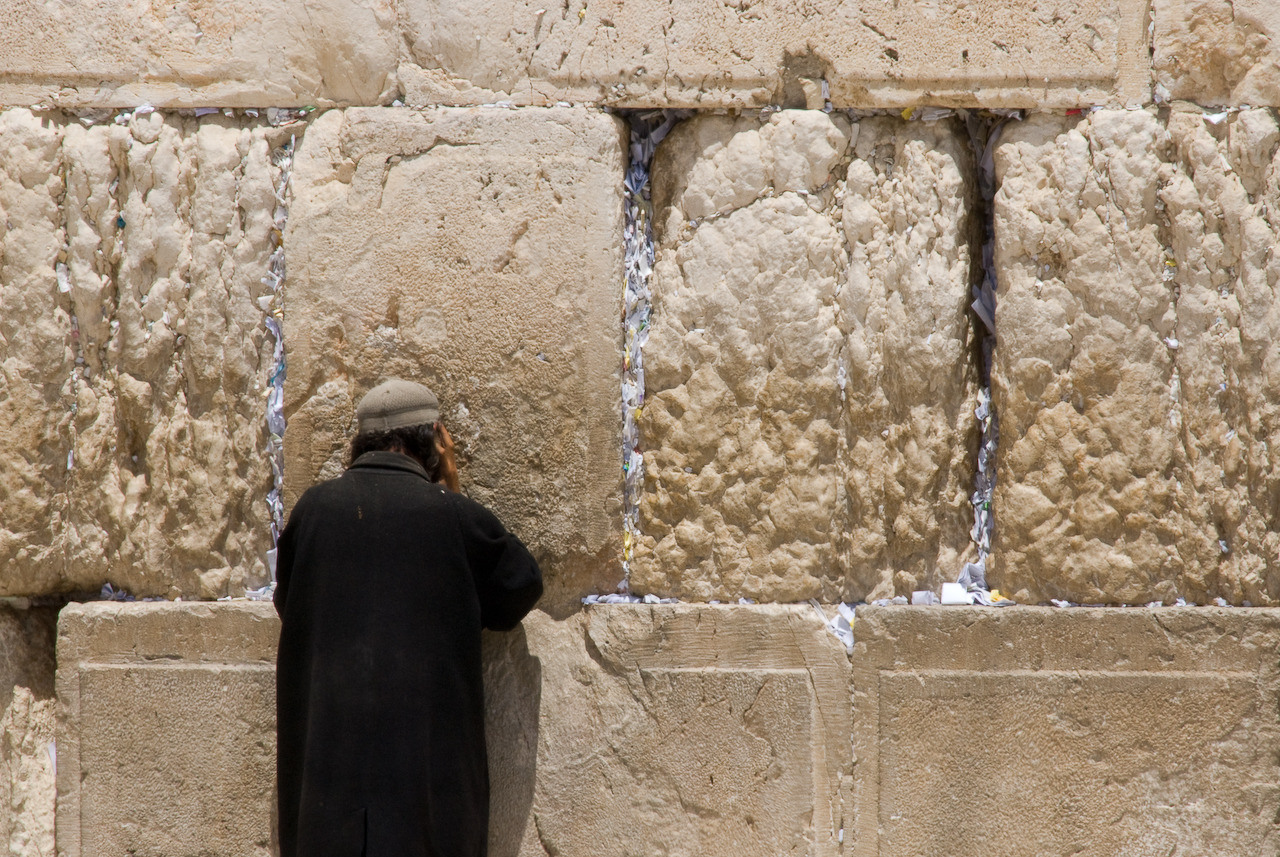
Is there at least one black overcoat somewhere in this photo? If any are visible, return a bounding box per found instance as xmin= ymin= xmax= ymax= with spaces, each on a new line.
xmin=274 ymin=450 xmax=543 ymax=857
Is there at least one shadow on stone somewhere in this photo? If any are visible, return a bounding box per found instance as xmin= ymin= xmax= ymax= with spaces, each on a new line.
xmin=483 ymin=624 xmax=542 ymax=857
xmin=0 ymin=603 xmax=58 ymax=856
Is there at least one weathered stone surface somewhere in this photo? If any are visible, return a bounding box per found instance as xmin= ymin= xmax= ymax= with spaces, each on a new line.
xmin=55 ymin=601 xmax=279 ymax=857
xmin=853 ymin=605 xmax=1280 ymax=857
xmin=993 ymin=108 xmax=1280 ymax=605
xmin=55 ymin=601 xmax=851 ymax=857
xmin=2 ymin=687 xmax=55 ymax=857
xmin=0 ymin=0 xmax=399 ymax=107
xmin=283 ymin=106 xmax=626 ymax=609
xmin=399 ymin=0 xmax=1152 ymax=109
xmin=0 ymin=0 xmax=1153 ymax=109
xmin=0 ymin=109 xmax=70 ymax=596
xmin=506 ymin=605 xmax=851 ymax=856
xmin=0 ymin=108 xmax=291 ymax=599
xmin=635 ymin=111 xmax=978 ymax=602
xmin=1154 ymin=0 xmax=1280 ymax=106
xmin=0 ymin=605 xmax=57 ymax=857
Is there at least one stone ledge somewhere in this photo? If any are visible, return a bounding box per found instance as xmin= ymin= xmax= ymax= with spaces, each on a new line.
xmin=12 ymin=0 xmax=1273 ymax=108
xmin=399 ymin=0 xmax=1154 ymax=109
xmin=852 ymin=605 xmax=1280 ymax=856
xmin=0 ymin=0 xmax=400 ymax=108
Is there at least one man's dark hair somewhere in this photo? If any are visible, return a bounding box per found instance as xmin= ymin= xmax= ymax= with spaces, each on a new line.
xmin=349 ymin=422 xmax=442 ymax=481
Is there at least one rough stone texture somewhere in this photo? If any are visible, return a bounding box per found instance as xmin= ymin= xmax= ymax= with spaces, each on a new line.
xmin=853 ymin=606 xmax=1280 ymax=857
xmin=55 ymin=601 xmax=279 ymax=857
xmin=993 ymin=108 xmax=1280 ymax=605
xmin=399 ymin=0 xmax=1152 ymax=109
xmin=635 ymin=111 xmax=978 ymax=602
xmin=1154 ymin=0 xmax=1280 ymax=106
xmin=283 ymin=106 xmax=626 ymax=609
xmin=0 ymin=605 xmax=57 ymax=857
xmin=2 ymin=688 xmax=55 ymax=857
xmin=0 ymin=0 xmax=400 ymax=107
xmin=55 ymin=601 xmax=851 ymax=857
xmin=504 ymin=605 xmax=851 ymax=857
xmin=0 ymin=0 xmax=1153 ymax=109
xmin=0 ymin=108 xmax=292 ymax=599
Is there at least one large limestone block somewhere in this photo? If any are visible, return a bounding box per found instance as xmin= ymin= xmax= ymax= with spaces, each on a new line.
xmin=853 ymin=606 xmax=1280 ymax=857
xmin=503 ymin=605 xmax=852 ymax=856
xmin=283 ymin=106 xmax=626 ymax=608
xmin=55 ymin=601 xmax=280 ymax=857
xmin=0 ymin=604 xmax=57 ymax=857
xmin=400 ymin=0 xmax=1152 ymax=109
xmin=1154 ymin=0 xmax=1280 ymax=106
xmin=0 ymin=109 xmax=72 ymax=595
xmin=0 ymin=0 xmax=399 ymax=107
xmin=0 ymin=108 xmax=291 ymax=599
xmin=55 ymin=601 xmax=851 ymax=857
xmin=636 ymin=111 xmax=978 ymax=602
xmin=993 ymin=108 xmax=1280 ymax=605
xmin=0 ymin=0 xmax=1154 ymax=110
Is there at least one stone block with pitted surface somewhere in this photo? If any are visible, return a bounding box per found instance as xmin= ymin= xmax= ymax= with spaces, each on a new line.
xmin=635 ymin=110 xmax=979 ymax=603
xmin=993 ymin=108 xmax=1280 ymax=605
xmin=0 ymin=108 xmax=292 ymax=600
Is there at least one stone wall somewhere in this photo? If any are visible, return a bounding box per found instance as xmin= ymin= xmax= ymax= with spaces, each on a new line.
xmin=0 ymin=1 xmax=1277 ymax=608
xmin=50 ymin=601 xmax=1280 ymax=857
xmin=993 ymin=108 xmax=1280 ymax=605
xmin=636 ymin=111 xmax=978 ymax=602
xmin=0 ymin=108 xmax=295 ymax=600
xmin=0 ymin=2 xmax=1279 ymax=857
xmin=282 ymin=106 xmax=626 ymax=610
xmin=5 ymin=0 xmax=1274 ymax=112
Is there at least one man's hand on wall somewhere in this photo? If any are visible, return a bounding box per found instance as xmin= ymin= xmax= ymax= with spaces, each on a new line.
xmin=436 ymin=423 xmax=460 ymax=493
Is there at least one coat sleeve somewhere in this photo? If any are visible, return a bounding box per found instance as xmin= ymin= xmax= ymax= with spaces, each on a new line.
xmin=453 ymin=496 xmax=543 ymax=631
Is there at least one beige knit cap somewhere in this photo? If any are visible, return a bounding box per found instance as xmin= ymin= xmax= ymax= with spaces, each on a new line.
xmin=356 ymin=379 xmax=441 ymax=433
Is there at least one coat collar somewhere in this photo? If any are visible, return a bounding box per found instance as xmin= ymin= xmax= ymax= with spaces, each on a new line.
xmin=349 ymin=450 xmax=435 ymax=482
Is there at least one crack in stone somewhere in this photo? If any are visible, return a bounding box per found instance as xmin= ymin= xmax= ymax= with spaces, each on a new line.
xmin=618 ymin=109 xmax=684 ymax=594
xmin=962 ymin=110 xmax=1013 ymax=571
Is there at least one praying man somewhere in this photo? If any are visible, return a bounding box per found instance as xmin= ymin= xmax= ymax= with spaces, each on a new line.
xmin=274 ymin=378 xmax=543 ymax=857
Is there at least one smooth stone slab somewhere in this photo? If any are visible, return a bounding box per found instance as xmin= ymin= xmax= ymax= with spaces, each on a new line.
xmin=55 ymin=601 xmax=280 ymax=857
xmin=852 ymin=606 xmax=1280 ymax=857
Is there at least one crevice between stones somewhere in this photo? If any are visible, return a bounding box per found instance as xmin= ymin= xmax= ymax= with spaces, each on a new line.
xmin=616 ymin=108 xmax=684 ymax=598
xmin=263 ymin=134 xmax=293 ymax=591
xmin=960 ymin=109 xmax=1018 ymax=584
